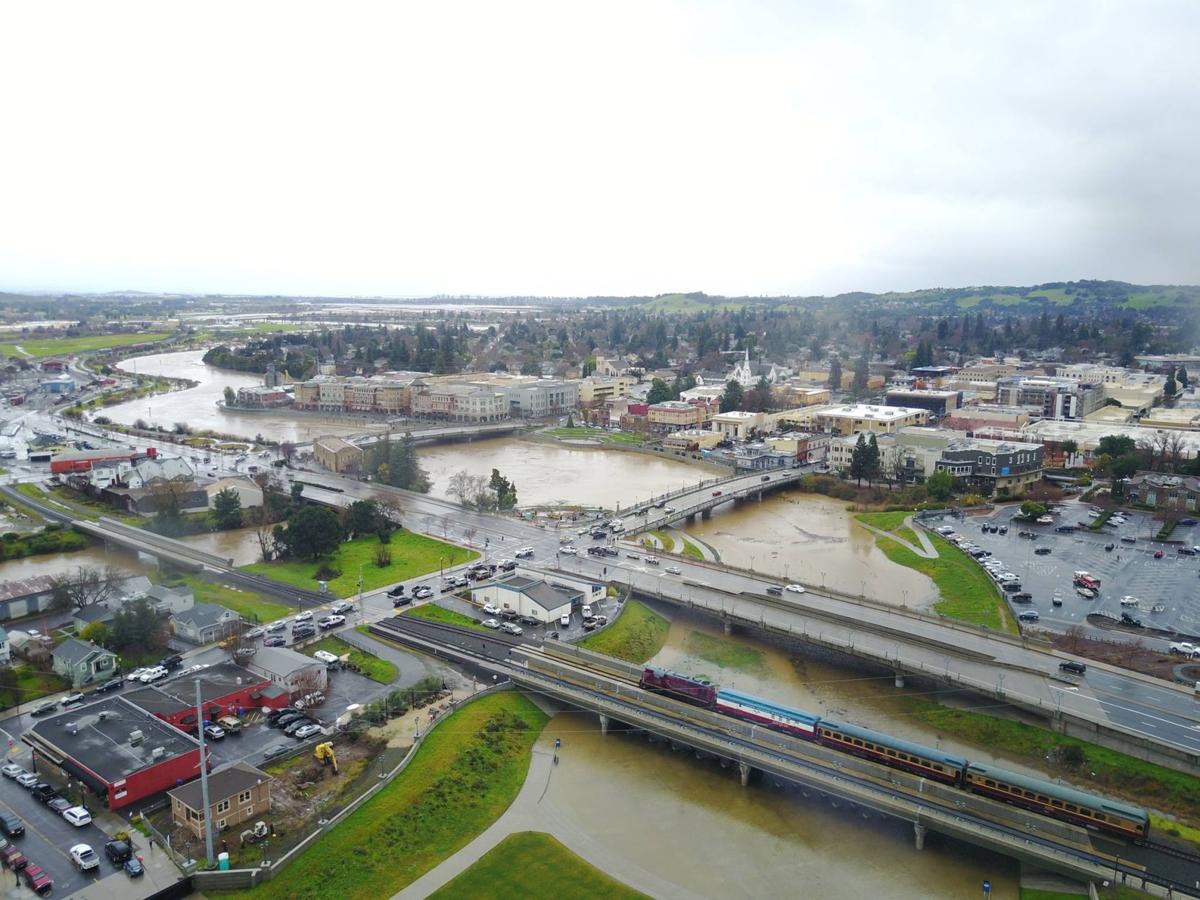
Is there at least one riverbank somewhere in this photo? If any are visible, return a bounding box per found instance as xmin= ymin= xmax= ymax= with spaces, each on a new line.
xmin=521 ymin=429 xmax=732 ymax=475
xmin=223 ymin=690 xmax=548 ymax=900
xmin=578 ymin=599 xmax=671 ymax=662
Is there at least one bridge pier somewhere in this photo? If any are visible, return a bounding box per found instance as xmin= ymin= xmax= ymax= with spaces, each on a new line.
xmin=599 ymin=713 xmax=610 ymax=736
xmin=913 ymin=823 xmax=926 ymax=850
xmin=894 ymin=672 xmax=905 ymax=689
xmin=738 ymin=761 xmax=752 ymax=786
xmin=723 ymin=620 xmax=733 ymax=636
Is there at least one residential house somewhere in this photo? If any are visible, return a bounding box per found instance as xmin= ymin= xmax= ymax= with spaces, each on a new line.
xmin=1127 ymin=473 xmax=1200 ymax=513
xmin=245 ymin=645 xmax=329 ymax=694
xmin=145 ymin=584 xmax=195 ymax=615
xmin=125 ymin=456 xmax=196 ymax=489
xmin=52 ymin=638 xmax=119 ymax=687
xmin=0 ymin=576 xmax=57 ymax=624
xmin=205 ymin=477 xmax=264 ymax=510
xmin=169 ymin=762 xmax=273 ymax=837
xmin=171 ymin=603 xmax=242 ymax=645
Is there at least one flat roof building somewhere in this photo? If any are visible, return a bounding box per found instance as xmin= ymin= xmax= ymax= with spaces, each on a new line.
xmin=125 ymin=662 xmax=288 ymax=731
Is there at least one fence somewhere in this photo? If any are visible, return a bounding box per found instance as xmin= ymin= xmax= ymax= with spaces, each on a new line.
xmin=190 ymin=683 xmax=510 ymax=892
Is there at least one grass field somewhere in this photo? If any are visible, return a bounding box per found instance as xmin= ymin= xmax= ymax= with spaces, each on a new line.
xmin=429 ymin=831 xmax=648 ymax=900
xmin=169 ymin=575 xmax=293 ymax=623
xmin=854 ymin=510 xmax=921 ymax=547
xmin=679 ymin=537 xmax=704 ymax=560
xmin=223 ymin=691 xmax=548 ymax=900
xmin=683 ymin=630 xmax=767 ymax=675
xmin=0 ymin=331 xmax=173 ymax=358
xmin=402 ymin=603 xmax=489 ymax=632
xmin=864 ymin=524 xmax=1017 ymax=633
xmin=579 ymin=599 xmax=670 ymax=663
xmin=300 ymin=636 xmax=396 ymax=684
xmin=543 ymin=427 xmax=645 ymax=445
xmin=0 ymin=665 xmax=70 ymax=709
xmin=242 ymin=532 xmax=477 ymax=598
xmin=649 ymin=529 xmax=675 ymax=552
xmin=901 ymin=695 xmax=1200 ymax=823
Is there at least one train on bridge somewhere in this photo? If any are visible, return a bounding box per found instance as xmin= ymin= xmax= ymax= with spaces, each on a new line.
xmin=640 ymin=665 xmax=1149 ymax=843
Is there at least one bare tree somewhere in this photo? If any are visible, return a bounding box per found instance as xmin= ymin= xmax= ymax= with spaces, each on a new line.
xmin=50 ymin=565 xmax=125 ymax=611
xmin=374 ymin=494 xmax=405 ymax=531
xmin=280 ymin=441 xmax=296 ymax=466
xmin=447 ymin=469 xmax=473 ymax=506
xmin=1165 ymin=430 xmax=1186 ymax=471
xmin=463 ymin=525 xmax=477 ymax=545
xmin=247 ymin=506 xmax=276 ymax=562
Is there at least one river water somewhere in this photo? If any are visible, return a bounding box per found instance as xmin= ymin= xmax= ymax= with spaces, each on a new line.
xmin=683 ymin=492 xmax=940 ymax=611
xmin=108 ymin=350 xmax=370 ymax=443
xmin=417 ymin=437 xmax=709 ymax=510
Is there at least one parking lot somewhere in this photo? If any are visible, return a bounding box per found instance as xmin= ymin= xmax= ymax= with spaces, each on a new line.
xmin=929 ymin=499 xmax=1200 ymax=645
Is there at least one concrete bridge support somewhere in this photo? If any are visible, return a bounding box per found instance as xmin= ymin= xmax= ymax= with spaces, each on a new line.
xmin=894 ymin=672 xmax=906 ymax=689
xmin=723 ymin=620 xmax=733 ymax=636
xmin=701 ymin=509 xmax=712 ymax=519
xmin=739 ymin=761 xmax=753 ymax=786
xmin=913 ymin=823 xmax=926 ymax=850
xmin=599 ymin=713 xmax=610 ymax=736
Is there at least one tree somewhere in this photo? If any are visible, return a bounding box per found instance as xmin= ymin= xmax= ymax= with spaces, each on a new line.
xmin=110 ymin=597 xmax=165 ymax=657
xmin=927 ymin=469 xmax=954 ymax=501
xmin=78 ymin=622 xmax=110 ymax=646
xmin=1164 ymin=374 xmax=1177 ymax=399
xmin=849 ymin=433 xmax=868 ymax=485
xmin=1177 ymin=366 xmax=1189 ymax=390
xmin=1020 ymin=500 xmax=1047 ymax=520
xmin=1097 ymin=434 xmax=1136 ymax=458
xmin=865 ymin=433 xmax=881 ymax=485
xmin=851 ymin=353 xmax=869 ymax=397
xmin=50 ymin=565 xmax=124 ymax=611
xmin=212 ymin=487 xmax=243 ymax=530
xmin=275 ymin=505 xmax=343 ymax=560
xmin=1060 ymin=439 xmax=1078 ymax=462
xmin=223 ymin=386 xmax=236 ymax=406
xmin=247 ymin=505 xmax=276 ymax=562
xmin=280 ymin=441 xmax=296 ymax=466
xmin=720 ymin=380 xmax=744 ymax=413
xmin=488 ymin=469 xmax=518 ymax=510
xmin=149 ymin=480 xmax=189 ymax=529
xmin=343 ymin=499 xmax=381 ymax=539
xmin=827 ymin=357 xmax=842 ymax=391
xmin=645 ymin=378 xmax=673 ymax=405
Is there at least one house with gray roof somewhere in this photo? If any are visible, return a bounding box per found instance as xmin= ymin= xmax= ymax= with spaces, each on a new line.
xmin=52 ymin=638 xmax=119 ymax=687
xmin=169 ymin=762 xmax=272 ymax=837
xmin=170 ymin=603 xmax=241 ymax=645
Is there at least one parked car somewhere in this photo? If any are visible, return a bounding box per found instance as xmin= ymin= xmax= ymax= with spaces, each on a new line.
xmin=244 ymin=627 xmax=265 ymax=640
xmin=1051 ymin=594 xmax=1063 ymax=607
xmin=482 ymin=618 xmax=500 ymax=629
xmin=293 ymin=723 xmax=323 ymax=740
xmin=263 ymin=636 xmax=286 ymax=647
xmin=15 ymin=773 xmax=39 ymax=788
xmin=1055 ymin=525 xmax=1075 ymax=533
xmin=104 ymin=839 xmax=132 ymax=865
xmin=1034 ymin=546 xmax=1051 ymax=555
xmin=139 ymin=666 xmax=168 ymax=683
xmin=1017 ymin=610 xmax=1040 ymax=622
xmin=500 ymin=622 xmax=523 ymax=636
xmin=283 ymin=718 xmax=315 ymax=736
xmin=62 ymin=806 xmax=92 ymax=827
xmin=293 ymin=611 xmax=314 ymax=623
xmin=262 ymin=742 xmax=293 ymax=760
xmin=413 ymin=585 xmax=434 ymax=599
xmin=0 ymin=842 xmax=28 ymax=871
xmin=500 ymin=608 xmax=519 ymax=621
xmin=61 ymin=691 xmax=85 ymax=706
xmin=160 ymin=654 xmax=183 ymax=671
xmin=217 ymin=715 xmax=242 ymax=734
xmin=0 ymin=813 xmax=24 ymax=838
xmin=785 ymin=584 xmax=805 ymax=594
xmin=1011 ymin=592 xmax=1033 ymax=603
xmin=70 ymin=844 xmax=99 ymax=872
xmin=1120 ymin=536 xmax=1136 ymax=544
xmin=266 ymin=621 xmax=287 ymax=632
xmin=0 ymin=765 xmax=24 ymax=780
xmin=482 ymin=603 xmax=500 ymax=615
xmin=582 ymin=617 xmax=598 ymax=631
xmin=392 ymin=595 xmax=412 ymax=608
xmin=318 ymin=614 xmax=346 ymax=630
xmin=123 ymin=856 xmax=144 ymax=878
xmin=1153 ymin=549 xmax=1164 ymax=559
xmin=20 ymin=862 xmax=52 ymax=894
xmin=1177 ymin=546 xmax=1197 ymax=556
xmin=1169 ymin=641 xmax=1198 ymax=656
xmin=203 ymin=723 xmax=226 ymax=741
xmin=30 ymin=784 xmax=58 ymax=804
xmin=331 ymin=601 xmax=355 ymax=614
xmin=1076 ymin=586 xmax=1097 ymax=599
xmin=291 ymin=625 xmax=316 ymax=640
xmin=29 ymin=700 xmax=57 ymax=717
xmin=559 ymin=546 xmax=577 ymax=555
xmin=313 ymin=649 xmax=340 ymax=665
xmin=387 ymin=585 xmax=406 ymax=598
xmin=498 ymin=560 xmax=517 ymax=571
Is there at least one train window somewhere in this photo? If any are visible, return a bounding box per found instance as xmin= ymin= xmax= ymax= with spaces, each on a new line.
xmin=1095 ymin=814 xmax=1106 ymax=822
xmin=1024 ymin=791 xmax=1035 ymax=799
xmin=1066 ymin=804 xmax=1077 ymax=812
xmin=1050 ymin=799 xmax=1062 ymax=808
xmin=1037 ymin=795 xmax=1049 ymax=803
xmin=985 ymin=779 xmax=996 ymax=787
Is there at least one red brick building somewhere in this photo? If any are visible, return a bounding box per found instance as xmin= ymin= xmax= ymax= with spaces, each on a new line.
xmin=124 ymin=662 xmax=290 ymax=732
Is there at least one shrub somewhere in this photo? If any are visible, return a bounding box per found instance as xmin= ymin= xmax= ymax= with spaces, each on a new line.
xmin=314 ymin=564 xmax=342 ymax=581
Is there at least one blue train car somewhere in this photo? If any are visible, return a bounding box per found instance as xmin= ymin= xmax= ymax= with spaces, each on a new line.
xmin=816 ymin=719 xmax=966 ymax=786
xmin=715 ymin=689 xmax=820 ymax=739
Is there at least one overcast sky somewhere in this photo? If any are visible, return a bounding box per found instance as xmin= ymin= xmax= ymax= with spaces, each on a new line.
xmin=2 ymin=1 xmax=1197 ymax=298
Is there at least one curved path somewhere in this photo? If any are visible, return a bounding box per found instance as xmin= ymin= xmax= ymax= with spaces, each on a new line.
xmin=395 ymin=735 xmax=697 ymax=900
xmin=855 ymin=515 xmax=937 ymax=559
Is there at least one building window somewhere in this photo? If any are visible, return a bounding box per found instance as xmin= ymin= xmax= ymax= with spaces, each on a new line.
xmin=216 ymin=799 xmax=230 ymax=814
xmin=239 ymin=790 xmax=252 ymax=804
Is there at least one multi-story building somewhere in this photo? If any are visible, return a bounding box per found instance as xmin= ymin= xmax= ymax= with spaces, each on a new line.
xmin=647 ymin=401 xmax=709 ymax=433
xmin=773 ymin=383 xmax=832 ymax=407
xmin=812 ymin=404 xmax=929 ymax=436
xmin=955 ymin=363 xmax=1017 ymax=383
xmin=934 ymin=436 xmax=1043 ymax=496
xmin=578 ymin=375 xmax=636 ymax=406
xmin=711 ymin=411 xmax=764 ymax=441
xmin=313 ymin=436 xmax=364 ymax=473
xmin=234 ymin=386 xmax=291 ymax=409
xmin=884 ymin=388 xmax=961 ymax=417
xmin=995 ymin=377 xmax=1104 ymax=421
xmin=1127 ymin=473 xmax=1200 ymax=513
xmin=1055 ymin=364 xmax=1128 ymax=385
xmin=507 ymin=381 xmax=579 ymax=418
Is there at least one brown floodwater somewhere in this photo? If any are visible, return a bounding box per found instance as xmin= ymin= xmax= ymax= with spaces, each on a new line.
xmin=683 ymin=491 xmax=940 ymax=611
xmin=542 ymin=708 xmax=1020 ymax=899
xmin=416 ymin=437 xmax=710 ymax=509
xmin=109 ymin=350 xmax=372 ymax=443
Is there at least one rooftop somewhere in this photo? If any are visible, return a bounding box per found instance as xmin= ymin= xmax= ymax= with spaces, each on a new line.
xmin=247 ymin=645 xmax=323 ymax=678
xmin=822 ymin=404 xmax=927 ymax=419
xmin=124 ymin=663 xmax=269 ymax=717
xmin=25 ymin=695 xmax=202 ymax=785
xmin=313 ymin=436 xmax=360 ymax=454
xmin=0 ymin=576 xmax=56 ymax=603
xmin=169 ymin=762 xmax=270 ymax=810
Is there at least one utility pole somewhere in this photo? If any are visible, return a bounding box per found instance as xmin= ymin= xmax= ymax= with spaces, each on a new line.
xmin=196 ymin=679 xmax=214 ymax=867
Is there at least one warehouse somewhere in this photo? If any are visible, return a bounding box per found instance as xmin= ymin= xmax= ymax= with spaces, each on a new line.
xmin=23 ymin=695 xmax=207 ymax=810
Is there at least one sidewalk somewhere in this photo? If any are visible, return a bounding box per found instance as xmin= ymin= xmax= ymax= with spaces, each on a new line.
xmin=856 ymin=515 xmax=937 ymax=559
xmin=395 ymin=736 xmax=696 ymax=900
xmin=63 ymin=812 xmax=185 ymax=900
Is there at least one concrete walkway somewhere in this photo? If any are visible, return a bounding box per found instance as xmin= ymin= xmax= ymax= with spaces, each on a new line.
xmin=855 ymin=515 xmax=937 ymax=559
xmin=664 ymin=527 xmax=719 ymax=562
xmin=395 ymin=739 xmax=697 ymax=900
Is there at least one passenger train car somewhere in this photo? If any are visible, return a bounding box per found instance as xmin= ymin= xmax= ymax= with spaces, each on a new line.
xmin=638 ymin=666 xmax=1147 ymax=841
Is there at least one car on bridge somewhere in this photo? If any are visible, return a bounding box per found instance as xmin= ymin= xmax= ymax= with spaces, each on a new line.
xmin=712 ymin=490 xmax=723 ymax=497
xmin=785 ymin=584 xmax=805 ymax=594
xmin=515 ymin=546 xmax=535 ymax=558
xmin=665 ymin=566 xmax=682 ymax=575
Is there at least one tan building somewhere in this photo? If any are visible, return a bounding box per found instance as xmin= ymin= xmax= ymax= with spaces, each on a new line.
xmin=647 ymin=401 xmax=709 ymax=432
xmin=578 ymin=375 xmax=636 ymax=406
xmin=774 ymin=383 xmax=832 ymax=407
xmin=664 ymin=429 xmax=724 ymax=451
xmin=813 ymin=404 xmax=929 ymax=436
xmin=313 ymin=436 xmax=364 ymax=473
xmin=169 ymin=762 xmax=272 ymax=837
xmin=711 ymin=410 xmax=765 ymax=441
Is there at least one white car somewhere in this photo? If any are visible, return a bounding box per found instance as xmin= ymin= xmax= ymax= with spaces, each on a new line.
xmin=63 ymin=806 xmax=92 ymax=827
xmin=126 ymin=667 xmax=149 ymax=681
xmin=1119 ymin=595 xmax=1140 ymax=607
xmin=581 ymin=604 xmax=592 ymax=617
xmin=15 ymin=772 xmax=39 ymax=788
xmin=785 ymin=584 xmax=806 ymax=594
xmin=515 ymin=547 xmax=535 ymax=558
xmin=559 ymin=546 xmax=577 ymax=555
xmin=644 ymin=556 xmax=660 ymax=566
xmin=318 ymin=614 xmax=346 ymax=630
xmin=0 ymin=764 xmax=25 ymax=780
xmin=331 ymin=602 xmax=354 ymax=615
xmin=293 ymin=723 xmax=323 ymax=740
xmin=559 ymin=614 xmax=570 ymax=627
xmin=70 ymin=843 xmax=99 ymax=871
xmin=482 ymin=603 xmax=500 ymax=616
xmin=313 ymin=650 xmax=340 ymax=665
xmin=266 ymin=621 xmax=287 ymax=633
xmin=294 ymin=611 xmax=314 ymax=623
xmin=665 ymin=566 xmax=682 ymax=575
xmin=245 ymin=627 xmax=265 ymax=639
xmin=140 ymin=666 xmax=168 ymax=683
xmin=1170 ymin=642 xmax=1198 ymax=656
xmin=482 ymin=618 xmax=500 ymax=629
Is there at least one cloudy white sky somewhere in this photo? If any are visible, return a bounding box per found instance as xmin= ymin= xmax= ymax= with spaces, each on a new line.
xmin=1 ymin=1 xmax=1197 ymax=298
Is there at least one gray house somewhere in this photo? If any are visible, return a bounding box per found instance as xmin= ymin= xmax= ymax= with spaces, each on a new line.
xmin=171 ymin=603 xmax=241 ymax=645
xmin=145 ymin=584 xmax=195 ymax=615
xmin=51 ymin=638 xmax=119 ymax=687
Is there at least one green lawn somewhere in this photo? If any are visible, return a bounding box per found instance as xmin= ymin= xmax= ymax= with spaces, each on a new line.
xmin=679 ymin=537 xmax=704 ymax=560
xmin=1020 ymin=890 xmax=1086 ymax=900
xmin=0 ymin=331 xmax=173 ymax=358
xmin=865 ymin=526 xmax=1017 ymax=633
xmin=855 ymin=510 xmax=912 ymax=532
xmin=649 ymin=529 xmax=675 ymax=553
xmin=300 ymin=636 xmax=396 ymax=684
xmin=402 ymin=603 xmax=489 ymax=632
xmin=430 ymin=831 xmax=648 ymax=900
xmin=223 ymin=691 xmax=548 ymax=900
xmin=174 ymin=575 xmax=292 ymax=624
xmin=543 ymin=427 xmax=644 ymax=445
xmin=0 ymin=665 xmax=70 ymax=710
xmin=241 ymin=532 xmax=477 ymax=598
xmin=902 ymin=696 xmax=1200 ymax=824
xmin=578 ymin=599 xmax=670 ymax=663
xmin=682 ymin=630 xmax=767 ymax=675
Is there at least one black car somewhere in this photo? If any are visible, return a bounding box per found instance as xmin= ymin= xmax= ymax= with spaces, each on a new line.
xmin=1104 ymin=543 xmax=1115 ymax=551
xmin=30 ymin=784 xmax=58 ymax=804
xmin=262 ymin=742 xmax=293 ymax=760
xmin=1034 ymin=547 xmax=1051 ymax=555
xmin=387 ymin=585 xmax=406 ymax=598
xmin=0 ymin=813 xmax=24 ymax=838
xmin=602 ymin=547 xmax=619 ymax=557
xmin=95 ymin=677 xmax=124 ymax=693
xmin=998 ymin=526 xmax=1008 ymax=535
xmin=498 ymin=560 xmax=517 ymax=572
xmin=160 ymin=654 xmax=183 ymax=671
xmin=291 ymin=625 xmax=316 ymax=640
xmin=1011 ymin=592 xmax=1033 ymax=603
xmin=392 ymin=596 xmax=412 ymax=608
xmin=499 ymin=609 xmax=519 ymax=621
xmin=1055 ymin=525 xmax=1075 ymax=533
xmin=518 ymin=616 xmax=540 ymax=627
xmin=1178 ymin=546 xmax=1198 ymax=556
xmin=104 ymin=839 xmax=132 ymax=865
xmin=1001 ymin=582 xmax=1021 ymax=593
xmin=274 ymin=711 xmax=306 ymax=729
xmin=1058 ymin=660 xmax=1087 ymax=675
xmin=1120 ymin=612 xmax=1143 ymax=627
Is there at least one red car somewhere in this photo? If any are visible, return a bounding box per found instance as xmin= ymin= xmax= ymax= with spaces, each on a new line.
xmin=21 ymin=863 xmax=52 ymax=895
xmin=1154 ymin=549 xmax=1164 ymax=558
xmin=712 ymin=490 xmax=723 ymax=497
xmin=0 ymin=842 xmax=28 ymax=871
